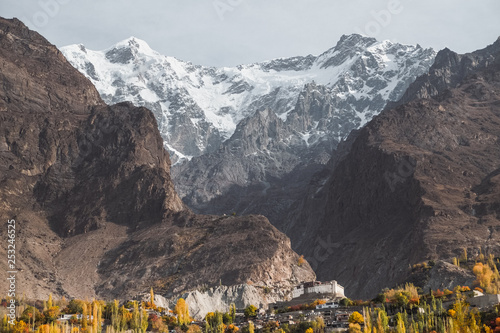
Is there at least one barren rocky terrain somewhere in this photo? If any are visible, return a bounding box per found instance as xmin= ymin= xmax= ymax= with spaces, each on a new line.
xmin=0 ymin=17 xmax=314 ymax=301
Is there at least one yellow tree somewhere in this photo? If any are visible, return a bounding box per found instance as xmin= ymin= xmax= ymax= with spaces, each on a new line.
xmin=82 ymin=304 xmax=88 ymax=329
xmin=175 ymin=298 xmax=190 ymax=326
xmin=48 ymin=294 xmax=53 ymax=309
xmin=348 ymin=312 xmax=364 ymax=325
xmin=92 ymin=302 xmax=98 ymax=333
xmin=150 ymin=288 xmax=155 ymax=309
xmin=12 ymin=320 xmax=28 ymax=333
xmin=97 ymin=303 xmax=102 ymax=333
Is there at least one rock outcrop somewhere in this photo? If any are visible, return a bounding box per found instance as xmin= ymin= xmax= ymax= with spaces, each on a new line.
xmin=0 ymin=17 xmax=314 ymax=301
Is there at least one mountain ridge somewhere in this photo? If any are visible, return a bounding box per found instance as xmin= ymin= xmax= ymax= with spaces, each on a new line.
xmin=61 ymin=34 xmax=435 ymax=163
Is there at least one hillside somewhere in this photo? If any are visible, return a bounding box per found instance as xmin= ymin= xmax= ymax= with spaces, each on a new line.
xmin=286 ymin=37 xmax=500 ymax=298
xmin=0 ymin=17 xmax=315 ymax=300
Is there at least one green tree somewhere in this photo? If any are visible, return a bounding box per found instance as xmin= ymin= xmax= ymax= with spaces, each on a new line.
xmin=395 ymin=313 xmax=405 ymax=333
xmin=222 ymin=312 xmax=233 ymax=325
xmin=20 ymin=306 xmax=43 ymax=328
xmin=68 ymin=299 xmax=85 ymax=314
xmin=244 ymin=305 xmax=257 ymax=319
xmin=339 ymin=298 xmax=353 ymax=307
xmin=132 ymin=301 xmax=140 ymax=332
xmin=140 ymin=308 xmax=148 ymax=333
xmin=205 ymin=312 xmax=224 ymax=333
xmin=229 ymin=303 xmax=236 ymax=323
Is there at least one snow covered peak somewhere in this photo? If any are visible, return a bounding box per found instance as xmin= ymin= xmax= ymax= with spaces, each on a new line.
xmin=102 ymin=36 xmax=160 ymax=64
xmin=61 ymin=35 xmax=436 ymax=164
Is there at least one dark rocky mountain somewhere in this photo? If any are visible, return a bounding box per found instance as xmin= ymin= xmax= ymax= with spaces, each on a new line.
xmin=389 ymin=37 xmax=500 ymax=108
xmin=285 ymin=37 xmax=500 ymax=298
xmin=0 ymin=17 xmax=314 ymax=300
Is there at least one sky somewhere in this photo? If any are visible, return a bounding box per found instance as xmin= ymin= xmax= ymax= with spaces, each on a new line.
xmin=1 ymin=0 xmax=499 ymax=67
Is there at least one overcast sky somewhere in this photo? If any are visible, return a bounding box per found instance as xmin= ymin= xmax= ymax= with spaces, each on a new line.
xmin=2 ymin=0 xmax=499 ymax=67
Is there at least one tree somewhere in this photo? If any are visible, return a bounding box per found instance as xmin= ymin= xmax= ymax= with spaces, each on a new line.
xmin=68 ymin=299 xmax=85 ymax=314
xmin=229 ymin=304 xmax=236 ymax=323
xmin=347 ymin=323 xmax=361 ymax=333
xmin=244 ymin=305 xmax=257 ymax=319
xmin=298 ymin=255 xmax=306 ymax=267
xmin=175 ymin=299 xmax=190 ymax=326
xmin=82 ymin=304 xmax=88 ymax=329
xmin=43 ymin=307 xmax=60 ymax=324
xmin=150 ymin=288 xmax=156 ymax=309
xmin=93 ymin=301 xmax=99 ymax=333
xmin=241 ymin=322 xmax=254 ymax=333
xmin=395 ymin=313 xmax=405 ymax=333
xmin=97 ymin=303 xmax=103 ymax=333
xmin=12 ymin=321 xmax=28 ymax=333
xmin=140 ymin=308 xmax=148 ymax=333
xmin=111 ymin=300 xmax=120 ymax=332
xmin=222 ymin=313 xmax=233 ymax=325
xmin=47 ymin=295 xmax=53 ymax=309
xmin=20 ymin=306 xmax=43 ymax=328
xmin=205 ymin=311 xmax=224 ymax=333
xmin=119 ymin=306 xmax=130 ymax=331
xmin=348 ymin=312 xmax=364 ymax=325
xmin=339 ymin=298 xmax=353 ymax=307
xmin=132 ymin=301 xmax=140 ymax=332
xmin=225 ymin=324 xmax=239 ymax=333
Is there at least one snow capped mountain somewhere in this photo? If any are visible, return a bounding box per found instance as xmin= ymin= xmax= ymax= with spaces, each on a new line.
xmin=61 ymin=34 xmax=435 ymax=164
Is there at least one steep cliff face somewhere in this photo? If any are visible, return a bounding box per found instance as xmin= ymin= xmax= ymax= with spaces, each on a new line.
xmin=287 ymin=38 xmax=500 ymax=298
xmin=0 ymin=17 xmax=314 ymax=300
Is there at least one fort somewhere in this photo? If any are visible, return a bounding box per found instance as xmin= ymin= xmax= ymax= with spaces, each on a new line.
xmin=292 ymin=280 xmax=345 ymax=300
xmin=269 ymin=280 xmax=346 ymax=310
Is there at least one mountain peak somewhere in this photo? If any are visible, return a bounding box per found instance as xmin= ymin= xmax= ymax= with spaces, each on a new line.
xmin=336 ymin=33 xmax=378 ymax=50
xmin=104 ymin=36 xmax=158 ymax=63
xmin=114 ymin=36 xmax=152 ymax=50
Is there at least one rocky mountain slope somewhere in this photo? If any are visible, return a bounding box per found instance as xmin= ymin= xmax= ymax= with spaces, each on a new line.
xmin=0 ymin=17 xmax=314 ymax=301
xmin=285 ymin=37 xmax=500 ymax=298
xmin=61 ymin=35 xmax=435 ymax=226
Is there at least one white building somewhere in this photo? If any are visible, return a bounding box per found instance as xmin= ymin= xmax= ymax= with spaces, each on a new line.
xmin=292 ymin=280 xmax=345 ymax=300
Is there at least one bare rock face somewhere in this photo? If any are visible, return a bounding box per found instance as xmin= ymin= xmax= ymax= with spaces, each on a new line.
xmin=389 ymin=37 xmax=500 ymax=108
xmin=0 ymin=17 xmax=314 ymax=300
xmin=174 ymin=284 xmax=284 ymax=319
xmin=286 ymin=38 xmax=500 ymax=299
xmin=407 ymin=261 xmax=476 ymax=293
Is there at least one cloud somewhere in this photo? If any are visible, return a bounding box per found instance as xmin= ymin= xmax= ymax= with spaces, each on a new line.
xmin=2 ymin=0 xmax=499 ymax=67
